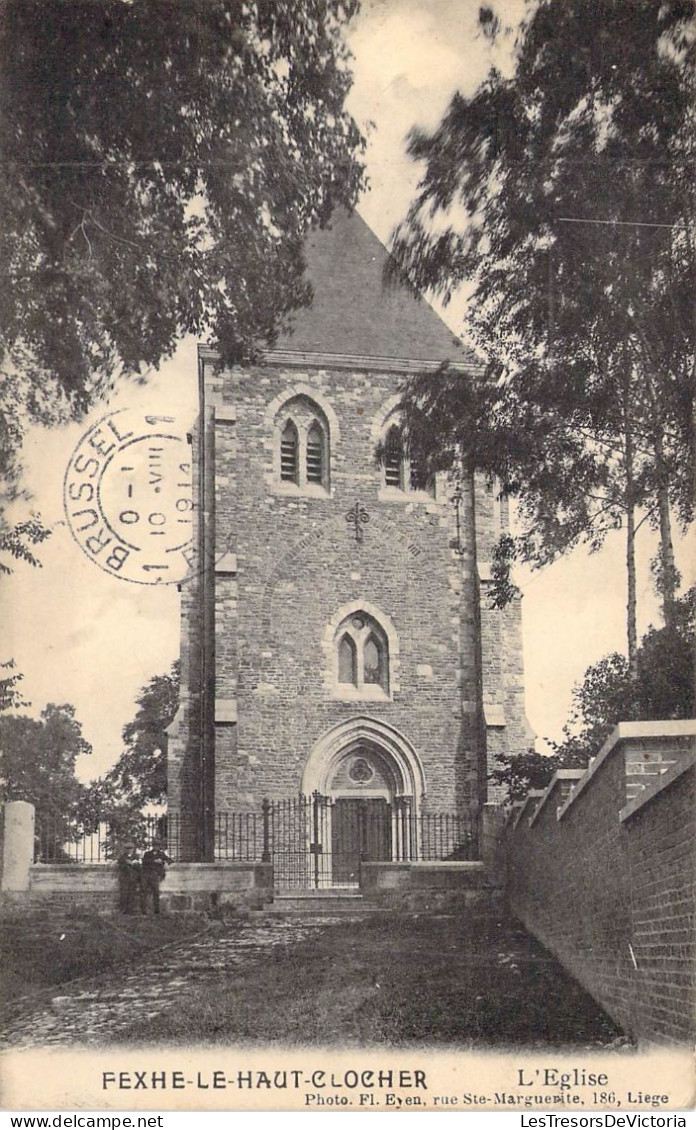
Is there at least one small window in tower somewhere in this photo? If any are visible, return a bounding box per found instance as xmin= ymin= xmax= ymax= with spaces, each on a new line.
xmin=280 ymin=420 xmax=298 ymax=482
xmin=384 ymin=425 xmax=404 ymax=488
xmin=306 ymin=421 xmax=324 ymax=484
xmin=363 ymin=634 xmax=385 ymax=689
xmin=338 ymin=634 xmax=358 ymax=685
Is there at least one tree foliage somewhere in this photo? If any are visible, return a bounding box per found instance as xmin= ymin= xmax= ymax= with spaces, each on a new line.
xmin=88 ymin=662 xmax=180 ymax=817
xmin=554 ymin=585 xmax=695 ymax=755
xmin=0 ymin=659 xmax=28 ymax=713
xmin=0 ymin=517 xmax=50 ymax=575
xmin=491 ymin=586 xmax=695 ymax=800
xmin=389 ymin=0 xmax=694 ymax=647
xmin=0 ymin=702 xmax=91 ymax=817
xmin=0 ymin=0 xmax=365 ymax=530
xmin=489 ymin=748 xmax=579 ymax=803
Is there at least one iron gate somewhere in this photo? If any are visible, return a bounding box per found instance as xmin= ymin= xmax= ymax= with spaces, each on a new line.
xmin=270 ymin=792 xmax=398 ymax=889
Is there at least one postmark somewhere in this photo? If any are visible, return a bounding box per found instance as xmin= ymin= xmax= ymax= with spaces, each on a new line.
xmin=63 ymin=408 xmax=195 ymax=585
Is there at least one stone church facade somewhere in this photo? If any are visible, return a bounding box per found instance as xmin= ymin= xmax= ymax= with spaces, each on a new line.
xmin=167 ymin=210 xmax=528 ymax=867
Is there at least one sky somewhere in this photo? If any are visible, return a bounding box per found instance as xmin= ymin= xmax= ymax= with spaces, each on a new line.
xmin=2 ymin=0 xmax=693 ymax=783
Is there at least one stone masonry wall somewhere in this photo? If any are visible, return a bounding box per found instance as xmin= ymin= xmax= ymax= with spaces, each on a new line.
xmin=166 ymin=419 xmax=202 ymax=819
xmin=474 ymin=480 xmax=528 ymax=803
xmin=18 ymin=862 xmax=272 ymax=914
xmin=212 ymin=360 xmax=481 ymax=812
xmin=168 ymin=353 xmax=530 ymax=836
xmin=166 ymin=410 xmax=212 ymax=859
xmin=507 ymin=723 xmax=696 ymax=1045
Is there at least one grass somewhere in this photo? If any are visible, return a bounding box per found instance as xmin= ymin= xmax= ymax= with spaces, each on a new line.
xmin=0 ymin=905 xmax=207 ymax=1016
xmin=115 ymin=911 xmax=626 ymax=1049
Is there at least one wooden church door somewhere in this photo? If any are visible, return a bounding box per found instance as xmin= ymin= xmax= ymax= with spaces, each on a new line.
xmin=330 ymin=797 xmax=391 ymax=885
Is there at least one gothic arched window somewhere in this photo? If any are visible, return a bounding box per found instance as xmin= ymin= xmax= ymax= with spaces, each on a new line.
xmin=273 ymin=395 xmax=330 ymax=492
xmin=381 ymin=417 xmax=433 ymax=497
xmin=335 ymin=612 xmax=389 ymax=696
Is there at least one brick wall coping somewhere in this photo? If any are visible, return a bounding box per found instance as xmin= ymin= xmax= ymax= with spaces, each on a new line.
xmin=528 ymin=769 xmax=585 ymax=828
xmin=198 ymin=345 xmax=477 ymax=378
xmin=604 ymin=719 xmax=696 ymax=743
xmin=619 ymin=749 xmax=696 ymax=824
xmin=557 ymin=720 xmax=696 ymax=821
xmin=511 ymin=789 xmax=545 ymax=829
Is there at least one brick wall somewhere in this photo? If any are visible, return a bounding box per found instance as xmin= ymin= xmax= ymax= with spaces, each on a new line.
xmin=507 ymin=722 xmax=696 ymax=1045
xmin=624 ymin=757 xmax=696 ymax=1043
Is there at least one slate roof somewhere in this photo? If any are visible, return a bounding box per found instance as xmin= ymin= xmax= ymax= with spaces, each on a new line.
xmin=273 ymin=209 xmax=475 ymax=366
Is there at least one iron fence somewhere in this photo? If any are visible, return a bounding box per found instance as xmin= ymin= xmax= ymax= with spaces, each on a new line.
xmin=214 ymin=810 xmax=262 ymax=861
xmin=34 ymin=810 xmax=171 ymax=864
xmin=34 ymin=798 xmax=478 ymax=880
xmin=419 ymin=810 xmax=478 ymax=861
xmin=216 ymin=795 xmax=479 ymax=887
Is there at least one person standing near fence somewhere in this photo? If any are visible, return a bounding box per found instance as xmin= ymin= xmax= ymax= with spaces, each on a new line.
xmin=140 ymin=840 xmax=172 ymax=915
xmin=116 ymin=844 xmax=141 ymax=915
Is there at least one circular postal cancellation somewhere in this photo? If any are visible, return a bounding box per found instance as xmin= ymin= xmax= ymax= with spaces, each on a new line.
xmin=63 ymin=408 xmax=197 ymax=585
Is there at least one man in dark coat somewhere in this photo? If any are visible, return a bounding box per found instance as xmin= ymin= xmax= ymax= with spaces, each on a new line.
xmin=140 ymin=841 xmax=172 ymax=915
xmin=116 ymin=844 xmax=141 ymax=915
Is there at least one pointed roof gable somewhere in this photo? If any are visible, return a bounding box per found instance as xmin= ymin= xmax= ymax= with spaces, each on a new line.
xmin=273 ymin=210 xmax=474 ymax=367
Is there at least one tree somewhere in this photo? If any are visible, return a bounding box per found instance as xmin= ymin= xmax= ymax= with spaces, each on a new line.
xmin=489 ymin=748 xmax=574 ymax=803
xmin=0 ymin=660 xmax=27 ymax=713
xmin=0 ymin=702 xmax=91 ymax=816
xmin=389 ymin=0 xmax=694 ymax=667
xmin=89 ymin=662 xmax=180 ymax=817
xmin=633 ymin=585 xmax=695 ymax=721
xmin=0 ymin=0 xmax=365 ymax=520
xmin=491 ymin=586 xmax=695 ymax=800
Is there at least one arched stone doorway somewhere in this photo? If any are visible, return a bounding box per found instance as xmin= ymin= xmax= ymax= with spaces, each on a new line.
xmin=302 ymin=717 xmax=425 ymax=885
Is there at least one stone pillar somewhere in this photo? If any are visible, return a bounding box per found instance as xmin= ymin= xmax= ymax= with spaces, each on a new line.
xmin=479 ymin=802 xmax=507 ymax=886
xmin=1 ymin=801 xmax=35 ymax=891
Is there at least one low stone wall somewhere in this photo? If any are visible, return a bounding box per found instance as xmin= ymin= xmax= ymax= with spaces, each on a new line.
xmin=507 ymin=721 xmax=696 ymax=1046
xmin=20 ymin=861 xmax=273 ymax=913
xmin=361 ymin=860 xmax=503 ymax=911
xmin=163 ymin=862 xmax=272 ymax=912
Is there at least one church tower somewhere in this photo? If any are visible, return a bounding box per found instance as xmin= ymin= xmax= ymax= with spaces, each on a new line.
xmin=167 ymin=210 xmax=528 ymax=867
